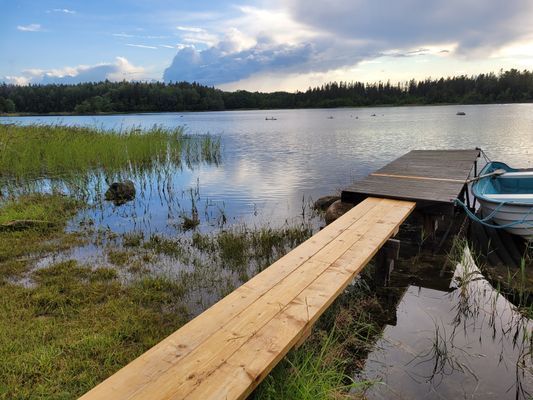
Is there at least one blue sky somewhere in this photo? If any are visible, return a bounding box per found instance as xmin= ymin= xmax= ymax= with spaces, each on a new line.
xmin=2 ymin=0 xmax=533 ymax=91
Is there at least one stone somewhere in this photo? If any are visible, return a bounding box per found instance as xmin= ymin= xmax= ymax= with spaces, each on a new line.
xmin=105 ymin=180 xmax=136 ymax=205
xmin=325 ymin=200 xmax=354 ymax=225
xmin=313 ymin=195 xmax=340 ymax=211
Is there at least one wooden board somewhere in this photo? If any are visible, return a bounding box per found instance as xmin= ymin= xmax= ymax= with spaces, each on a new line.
xmin=79 ymin=197 xmax=415 ymax=400
xmin=342 ymin=149 xmax=479 ymax=212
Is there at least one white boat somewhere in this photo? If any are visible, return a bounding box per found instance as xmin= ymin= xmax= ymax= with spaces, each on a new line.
xmin=472 ymin=161 xmax=533 ymax=240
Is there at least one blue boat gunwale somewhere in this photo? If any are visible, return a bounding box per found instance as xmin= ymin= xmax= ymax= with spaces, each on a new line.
xmin=472 ymin=161 xmax=533 ymax=206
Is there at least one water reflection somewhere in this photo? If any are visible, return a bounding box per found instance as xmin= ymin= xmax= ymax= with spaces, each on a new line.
xmin=2 ymin=104 xmax=532 ymax=234
xmin=358 ymin=248 xmax=532 ymax=399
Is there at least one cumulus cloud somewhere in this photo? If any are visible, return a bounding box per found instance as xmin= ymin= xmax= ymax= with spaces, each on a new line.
xmin=161 ymin=0 xmax=533 ymax=87
xmin=4 ymin=57 xmax=147 ymax=85
xmin=17 ymin=24 xmax=42 ymax=32
xmin=163 ymin=37 xmax=319 ymax=85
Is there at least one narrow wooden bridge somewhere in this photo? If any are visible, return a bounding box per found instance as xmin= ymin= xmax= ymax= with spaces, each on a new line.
xmin=80 ymin=149 xmax=478 ymax=400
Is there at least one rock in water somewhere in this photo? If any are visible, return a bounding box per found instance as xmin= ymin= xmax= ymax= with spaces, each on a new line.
xmin=325 ymin=200 xmax=354 ymax=225
xmin=313 ymin=195 xmax=340 ymax=211
xmin=105 ymin=180 xmax=136 ymax=205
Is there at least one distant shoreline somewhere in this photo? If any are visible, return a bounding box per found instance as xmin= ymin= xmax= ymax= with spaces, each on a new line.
xmin=1 ymin=101 xmax=532 ymax=118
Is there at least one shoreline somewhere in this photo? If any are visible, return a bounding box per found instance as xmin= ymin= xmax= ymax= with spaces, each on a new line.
xmin=1 ymin=101 xmax=532 ymax=118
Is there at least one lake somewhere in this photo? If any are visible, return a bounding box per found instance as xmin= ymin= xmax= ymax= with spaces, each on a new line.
xmin=1 ymin=103 xmax=532 ymax=398
xmin=2 ymin=104 xmax=532 ymax=232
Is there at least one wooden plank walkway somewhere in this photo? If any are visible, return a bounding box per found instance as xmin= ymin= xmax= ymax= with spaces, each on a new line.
xmin=80 ymin=197 xmax=415 ymax=400
xmin=342 ymin=150 xmax=479 ymax=212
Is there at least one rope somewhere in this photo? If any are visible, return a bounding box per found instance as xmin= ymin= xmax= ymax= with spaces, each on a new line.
xmin=455 ymin=198 xmax=533 ymax=229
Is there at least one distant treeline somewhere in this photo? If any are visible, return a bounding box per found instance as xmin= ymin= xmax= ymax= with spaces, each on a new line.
xmin=1 ymin=69 xmax=532 ymax=114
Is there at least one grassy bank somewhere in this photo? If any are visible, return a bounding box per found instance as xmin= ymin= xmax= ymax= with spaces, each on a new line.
xmin=0 ymin=194 xmax=83 ymax=280
xmin=0 ymin=124 xmax=220 ymax=183
xmin=0 ymin=263 xmax=188 ymax=399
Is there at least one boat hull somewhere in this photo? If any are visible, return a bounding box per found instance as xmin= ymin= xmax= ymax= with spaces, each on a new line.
xmin=472 ymin=161 xmax=533 ymax=241
xmin=477 ymin=198 xmax=533 ymax=240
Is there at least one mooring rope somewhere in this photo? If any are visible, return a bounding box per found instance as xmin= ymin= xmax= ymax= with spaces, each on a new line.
xmin=454 ymin=198 xmax=533 ymax=229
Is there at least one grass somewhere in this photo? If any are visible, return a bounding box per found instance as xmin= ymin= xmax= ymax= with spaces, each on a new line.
xmin=0 ymin=194 xmax=188 ymax=398
xmin=0 ymin=124 xmax=221 ymax=183
xmin=0 ymin=193 xmax=84 ymax=278
xmin=0 ymin=261 xmax=188 ymax=400
xmin=253 ymin=275 xmax=385 ymax=399
xmin=0 ymin=153 xmax=378 ymax=400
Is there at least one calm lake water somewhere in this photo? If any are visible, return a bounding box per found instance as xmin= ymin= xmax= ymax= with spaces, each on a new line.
xmin=2 ymin=104 xmax=532 ymax=232
xmin=1 ymin=104 xmax=532 ymax=398
xmin=358 ymin=249 xmax=533 ymax=399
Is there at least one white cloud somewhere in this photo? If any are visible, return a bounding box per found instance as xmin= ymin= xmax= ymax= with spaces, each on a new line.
xmin=17 ymin=24 xmax=42 ymax=32
xmin=176 ymin=26 xmax=205 ymax=33
xmin=4 ymin=57 xmax=148 ymax=85
xmin=51 ymin=8 xmax=76 ymax=14
xmin=113 ymin=33 xmax=135 ymax=38
xmin=161 ymin=0 xmax=533 ymax=88
xmin=3 ymin=76 xmax=31 ymax=85
xmin=113 ymin=33 xmax=169 ymax=39
xmin=126 ymin=43 xmax=158 ymax=49
xmin=178 ymin=29 xmax=219 ymax=47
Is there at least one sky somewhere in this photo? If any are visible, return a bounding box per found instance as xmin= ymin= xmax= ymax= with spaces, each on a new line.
xmin=1 ymin=0 xmax=533 ymax=92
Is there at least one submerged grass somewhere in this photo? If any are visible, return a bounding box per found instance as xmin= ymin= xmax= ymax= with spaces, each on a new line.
xmin=0 ymin=124 xmax=221 ymax=183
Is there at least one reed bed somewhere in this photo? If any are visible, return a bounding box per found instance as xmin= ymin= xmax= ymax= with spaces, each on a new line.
xmin=0 ymin=124 xmax=220 ymax=183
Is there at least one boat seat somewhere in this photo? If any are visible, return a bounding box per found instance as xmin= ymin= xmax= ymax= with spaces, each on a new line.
xmin=484 ymin=193 xmax=533 ymax=200
xmin=499 ymin=171 xmax=533 ymax=179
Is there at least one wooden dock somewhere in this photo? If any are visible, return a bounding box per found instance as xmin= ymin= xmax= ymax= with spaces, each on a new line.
xmin=342 ymin=150 xmax=480 ymax=213
xmin=80 ymin=197 xmax=415 ymax=400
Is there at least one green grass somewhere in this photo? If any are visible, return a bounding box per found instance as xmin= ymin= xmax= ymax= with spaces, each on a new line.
xmin=0 ymin=261 xmax=188 ymax=400
xmin=253 ymin=280 xmax=383 ymax=400
xmin=0 ymin=124 xmax=220 ymax=182
xmin=254 ymin=330 xmax=362 ymax=400
xmin=0 ymin=194 xmax=83 ymax=276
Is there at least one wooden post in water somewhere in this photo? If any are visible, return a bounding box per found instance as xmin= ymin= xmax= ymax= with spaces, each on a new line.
xmin=374 ymin=238 xmax=400 ymax=287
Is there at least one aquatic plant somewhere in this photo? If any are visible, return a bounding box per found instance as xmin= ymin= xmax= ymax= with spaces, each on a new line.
xmin=0 ymin=123 xmax=221 ymax=185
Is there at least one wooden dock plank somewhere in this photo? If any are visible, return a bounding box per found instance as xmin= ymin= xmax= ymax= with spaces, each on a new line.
xmin=342 ymin=149 xmax=479 ymax=210
xmin=79 ymin=198 xmax=415 ymax=400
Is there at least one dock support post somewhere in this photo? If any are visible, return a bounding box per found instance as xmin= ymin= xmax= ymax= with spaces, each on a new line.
xmin=375 ymin=239 xmax=400 ymax=286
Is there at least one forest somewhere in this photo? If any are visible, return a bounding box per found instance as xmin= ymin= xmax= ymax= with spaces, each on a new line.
xmin=0 ymin=69 xmax=532 ymax=114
